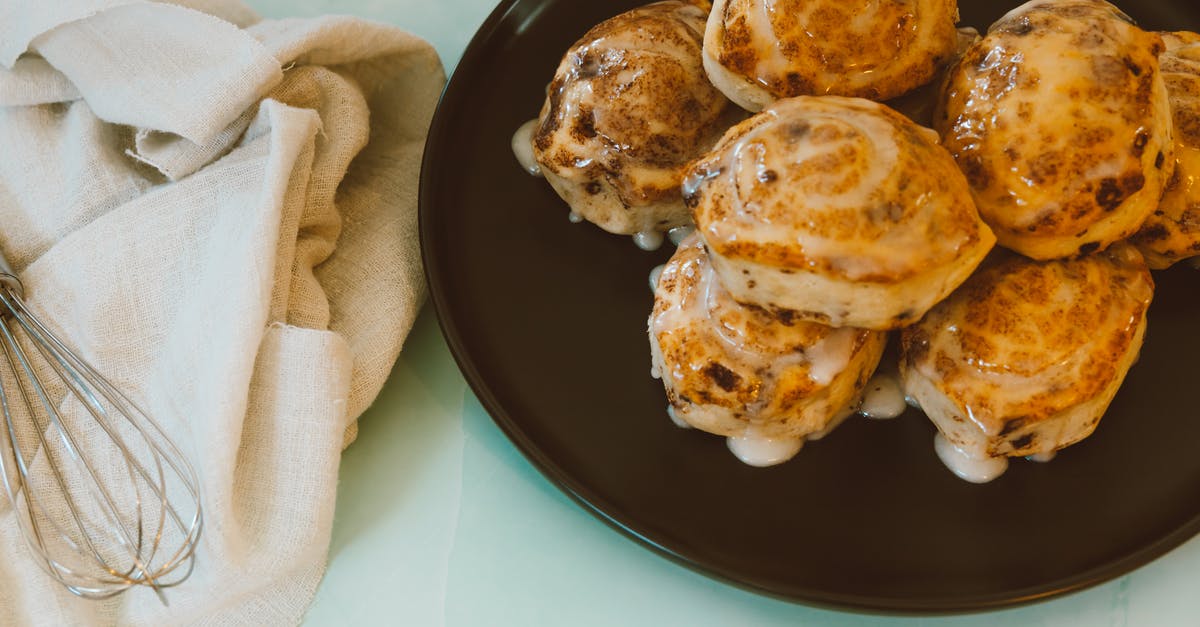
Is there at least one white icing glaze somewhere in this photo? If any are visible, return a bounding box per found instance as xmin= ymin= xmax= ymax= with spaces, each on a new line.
xmin=633 ymin=230 xmax=665 ymax=251
xmin=650 ymin=236 xmax=717 ymax=386
xmin=934 ymin=433 xmax=1008 ymax=483
xmin=650 ymin=236 xmax=876 ymax=467
xmin=860 ymin=373 xmax=906 ymax=419
xmin=568 ymin=211 xmax=584 ymax=223
xmin=511 ymin=118 xmax=542 ymax=176
xmin=1026 ymin=451 xmax=1057 ymax=463
xmin=907 ymin=247 xmax=1152 ymax=457
xmin=745 ymin=1 xmax=792 ymax=90
xmin=806 ymin=327 xmax=858 ymax=386
xmin=690 ymin=100 xmax=906 ymax=280
xmin=649 ymin=264 xmax=666 ymax=293
xmin=727 ymin=432 xmax=804 ymax=467
xmin=667 ymin=405 xmax=691 ymax=429
xmin=667 ymin=225 xmax=695 ymax=245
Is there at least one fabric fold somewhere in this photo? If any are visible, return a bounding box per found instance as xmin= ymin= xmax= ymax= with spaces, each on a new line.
xmin=0 ymin=0 xmax=139 ymax=66
xmin=0 ymin=56 xmax=79 ymax=106
xmin=31 ymin=3 xmax=283 ymax=144
xmin=0 ymin=0 xmax=445 ymax=623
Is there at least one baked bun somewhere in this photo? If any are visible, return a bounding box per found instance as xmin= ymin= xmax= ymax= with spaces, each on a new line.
xmin=684 ymin=96 xmax=995 ymax=330
xmin=935 ymin=0 xmax=1174 ymax=260
xmin=701 ymin=0 xmax=960 ymax=111
xmin=900 ymin=244 xmax=1153 ymax=469
xmin=532 ymin=1 xmax=737 ymax=236
xmin=1131 ymin=31 xmax=1200 ymax=269
xmin=649 ymin=235 xmax=886 ymax=460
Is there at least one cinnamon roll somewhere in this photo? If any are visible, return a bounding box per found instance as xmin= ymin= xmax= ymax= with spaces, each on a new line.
xmin=900 ymin=244 xmax=1153 ymax=482
xmin=1131 ymin=31 xmax=1200 ymax=269
xmin=935 ymin=0 xmax=1174 ymax=260
xmin=649 ymin=235 xmax=886 ymax=465
xmin=531 ymin=1 xmax=738 ymax=237
xmin=701 ymin=0 xmax=960 ymax=111
xmin=684 ymin=96 xmax=995 ymax=330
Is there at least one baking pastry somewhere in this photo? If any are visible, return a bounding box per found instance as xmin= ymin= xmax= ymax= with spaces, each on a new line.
xmin=684 ymin=95 xmax=995 ymax=330
xmin=532 ymin=0 xmax=737 ymax=237
xmin=900 ymin=244 xmax=1153 ymax=481
xmin=1131 ymin=31 xmax=1200 ymax=269
xmin=935 ymin=0 xmax=1174 ymax=260
xmin=701 ymin=0 xmax=960 ymax=111
xmin=649 ymin=235 xmax=886 ymax=464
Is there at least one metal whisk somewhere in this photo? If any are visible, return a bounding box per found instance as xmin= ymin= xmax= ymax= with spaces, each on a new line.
xmin=0 ymin=253 xmax=202 ymax=600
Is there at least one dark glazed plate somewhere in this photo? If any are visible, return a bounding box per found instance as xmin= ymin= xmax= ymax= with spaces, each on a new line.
xmin=420 ymin=0 xmax=1200 ymax=614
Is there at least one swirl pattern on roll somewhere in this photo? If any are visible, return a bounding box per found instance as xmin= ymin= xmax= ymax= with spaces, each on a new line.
xmin=935 ymin=0 xmax=1174 ymax=260
xmin=702 ymin=0 xmax=959 ymax=110
xmin=533 ymin=0 xmax=737 ymax=234
xmin=900 ymin=244 xmax=1153 ymax=460
xmin=649 ymin=235 xmax=886 ymax=440
xmin=685 ymin=96 xmax=994 ymax=330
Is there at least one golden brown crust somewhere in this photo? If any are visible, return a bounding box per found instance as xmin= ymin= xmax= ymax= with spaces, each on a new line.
xmin=688 ymin=96 xmax=991 ymax=284
xmin=900 ymin=244 xmax=1153 ymax=448
xmin=934 ymin=0 xmax=1174 ymax=260
xmin=649 ymin=236 xmax=885 ymax=439
xmin=533 ymin=1 xmax=736 ymax=226
xmin=704 ymin=0 xmax=959 ymax=104
xmin=1131 ymin=31 xmax=1200 ymax=268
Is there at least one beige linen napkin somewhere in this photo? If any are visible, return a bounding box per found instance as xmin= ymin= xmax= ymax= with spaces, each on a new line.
xmin=0 ymin=0 xmax=444 ymax=623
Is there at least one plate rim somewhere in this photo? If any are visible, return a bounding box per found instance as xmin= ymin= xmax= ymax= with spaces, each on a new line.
xmin=417 ymin=0 xmax=1200 ymax=614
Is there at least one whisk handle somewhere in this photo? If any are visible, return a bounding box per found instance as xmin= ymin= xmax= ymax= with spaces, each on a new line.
xmin=0 ymin=250 xmax=22 ymax=298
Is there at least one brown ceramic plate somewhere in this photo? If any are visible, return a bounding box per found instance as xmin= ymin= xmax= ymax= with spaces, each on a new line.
xmin=420 ymin=0 xmax=1200 ymax=614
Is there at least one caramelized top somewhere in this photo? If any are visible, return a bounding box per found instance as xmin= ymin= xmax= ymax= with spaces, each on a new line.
xmin=901 ymin=244 xmax=1153 ymax=434
xmin=533 ymin=1 xmax=735 ymax=207
xmin=686 ymin=96 xmax=993 ymax=283
xmin=935 ymin=0 xmax=1173 ymax=248
xmin=1131 ymin=31 xmax=1200 ymax=268
xmin=651 ymin=235 xmax=880 ymax=422
xmin=707 ymin=0 xmax=959 ymax=101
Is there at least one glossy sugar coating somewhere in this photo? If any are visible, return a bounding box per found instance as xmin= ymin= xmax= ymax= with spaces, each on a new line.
xmin=533 ymin=0 xmax=738 ymax=235
xmin=685 ymin=95 xmax=994 ymax=330
xmin=702 ymin=0 xmax=959 ymax=110
xmin=900 ymin=244 xmax=1153 ymax=460
xmin=1131 ymin=31 xmax=1200 ymax=269
xmin=935 ymin=0 xmax=1174 ymax=260
xmin=649 ymin=235 xmax=886 ymax=440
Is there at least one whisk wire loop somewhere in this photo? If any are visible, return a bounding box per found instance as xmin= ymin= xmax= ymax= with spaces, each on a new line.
xmin=0 ymin=278 xmax=202 ymax=600
xmin=0 ymin=306 xmax=147 ymax=578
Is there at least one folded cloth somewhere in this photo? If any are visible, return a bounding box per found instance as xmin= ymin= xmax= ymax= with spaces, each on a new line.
xmin=0 ymin=0 xmax=445 ymax=623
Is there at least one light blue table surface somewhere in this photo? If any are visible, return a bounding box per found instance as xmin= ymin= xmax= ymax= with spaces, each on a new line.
xmin=244 ymin=1 xmax=1200 ymax=624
